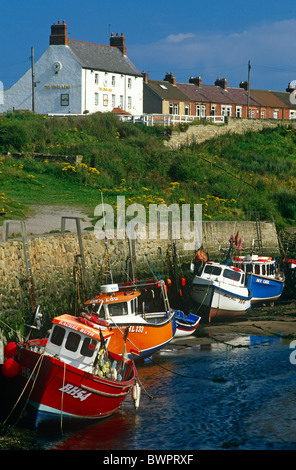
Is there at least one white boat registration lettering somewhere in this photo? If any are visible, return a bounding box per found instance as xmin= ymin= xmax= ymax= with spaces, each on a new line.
xmin=105 ymin=297 xmax=119 ymax=302
xmin=59 ymin=383 xmax=92 ymax=401
xmin=128 ymin=325 xmax=144 ymax=333
xmin=256 ymin=279 xmax=270 ymax=284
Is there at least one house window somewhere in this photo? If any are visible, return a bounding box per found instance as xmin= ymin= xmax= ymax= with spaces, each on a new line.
xmin=103 ymin=94 xmax=108 ymax=106
xmin=210 ymin=105 xmax=216 ymax=116
xmin=261 ymin=109 xmax=266 ymax=119
xmin=221 ymin=105 xmax=231 ymax=117
xmin=169 ymin=103 xmax=179 ymax=114
xmin=120 ymin=95 xmax=123 ymax=108
xmin=196 ymin=104 xmax=206 ymax=117
xmin=273 ymin=109 xmax=279 ymax=119
xmin=128 ymin=96 xmax=132 ymax=109
xmin=95 ymin=93 xmax=99 ymax=106
xmin=61 ymin=94 xmax=69 ymax=106
xmin=112 ymin=94 xmax=116 ymax=108
xmin=112 ymin=76 xmax=116 ymax=86
xmin=128 ymin=78 xmax=132 ymax=89
xmin=290 ymin=110 xmax=296 ymax=120
xmin=185 ymin=104 xmax=189 ymax=115
xmin=236 ymin=106 xmax=242 ymax=118
xmin=95 ymin=73 xmax=99 ymax=84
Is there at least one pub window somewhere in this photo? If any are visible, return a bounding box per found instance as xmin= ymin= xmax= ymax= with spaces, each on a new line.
xmin=95 ymin=93 xmax=99 ymax=106
xmin=103 ymin=94 xmax=108 ymax=106
xmin=112 ymin=76 xmax=115 ymax=86
xmin=128 ymin=78 xmax=132 ymax=88
xmin=95 ymin=73 xmax=99 ymax=84
xmin=128 ymin=96 xmax=132 ymax=109
xmin=61 ymin=94 xmax=69 ymax=106
xmin=112 ymin=94 xmax=116 ymax=107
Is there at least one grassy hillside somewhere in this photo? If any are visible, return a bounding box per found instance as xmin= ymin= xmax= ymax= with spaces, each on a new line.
xmin=0 ymin=111 xmax=295 ymax=229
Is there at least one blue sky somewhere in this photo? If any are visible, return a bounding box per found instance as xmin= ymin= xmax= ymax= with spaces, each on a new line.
xmin=1 ymin=0 xmax=296 ymax=91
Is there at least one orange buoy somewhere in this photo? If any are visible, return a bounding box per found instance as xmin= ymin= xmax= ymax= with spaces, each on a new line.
xmin=195 ymin=250 xmax=208 ymax=263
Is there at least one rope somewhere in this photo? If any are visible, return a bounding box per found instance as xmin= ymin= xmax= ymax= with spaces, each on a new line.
xmin=4 ymin=351 xmax=45 ymax=425
xmin=60 ymin=361 xmax=66 ymax=436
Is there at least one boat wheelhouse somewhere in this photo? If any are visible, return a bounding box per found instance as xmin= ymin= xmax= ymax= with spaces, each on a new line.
xmin=234 ymin=255 xmax=284 ymax=304
xmin=191 ymin=261 xmax=252 ymax=322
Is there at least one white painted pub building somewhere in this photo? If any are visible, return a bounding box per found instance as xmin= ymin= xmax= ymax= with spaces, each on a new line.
xmin=0 ymin=21 xmax=143 ymax=115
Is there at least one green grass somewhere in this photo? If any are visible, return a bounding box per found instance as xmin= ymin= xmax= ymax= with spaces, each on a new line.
xmin=0 ymin=112 xmax=296 ymax=229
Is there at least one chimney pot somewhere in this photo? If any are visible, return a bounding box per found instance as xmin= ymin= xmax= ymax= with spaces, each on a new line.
xmin=189 ymin=76 xmax=202 ymax=87
xmin=164 ymin=72 xmax=176 ymax=85
xmin=215 ymin=78 xmax=227 ymax=90
xmin=110 ymin=32 xmax=127 ymax=55
xmin=239 ymin=81 xmax=248 ymax=91
xmin=50 ymin=21 xmax=68 ymax=45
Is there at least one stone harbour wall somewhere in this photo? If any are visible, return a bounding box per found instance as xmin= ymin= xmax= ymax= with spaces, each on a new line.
xmin=164 ymin=118 xmax=296 ymax=149
xmin=0 ymin=220 xmax=281 ymax=318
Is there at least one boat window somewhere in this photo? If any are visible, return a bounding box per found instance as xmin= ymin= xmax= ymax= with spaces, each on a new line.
xmin=262 ymin=265 xmax=266 ymax=275
xmin=65 ymin=332 xmax=81 ymax=352
xmin=246 ymin=264 xmax=253 ymax=273
xmin=223 ymin=268 xmax=241 ymax=282
xmin=204 ymin=265 xmax=222 ymax=276
xmin=108 ymin=302 xmax=128 ymax=316
xmin=241 ymin=274 xmax=245 ymax=285
xmin=50 ymin=325 xmax=65 ymax=346
xmin=255 ymin=265 xmax=260 ymax=275
xmin=80 ymin=338 xmax=97 ymax=357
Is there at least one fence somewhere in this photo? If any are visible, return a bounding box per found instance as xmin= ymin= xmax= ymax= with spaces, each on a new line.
xmin=118 ymin=114 xmax=225 ymax=126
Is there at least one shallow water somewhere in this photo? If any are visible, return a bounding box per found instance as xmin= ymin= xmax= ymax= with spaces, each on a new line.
xmin=36 ymin=335 xmax=296 ymax=451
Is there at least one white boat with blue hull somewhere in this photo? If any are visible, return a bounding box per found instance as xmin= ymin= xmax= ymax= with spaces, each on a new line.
xmin=234 ymin=255 xmax=284 ymax=305
xmin=190 ymin=262 xmax=252 ymax=322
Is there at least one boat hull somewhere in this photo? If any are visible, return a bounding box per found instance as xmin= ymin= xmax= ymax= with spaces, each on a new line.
xmin=247 ymin=275 xmax=284 ymax=303
xmin=15 ymin=348 xmax=136 ymax=427
xmin=191 ymin=277 xmax=251 ymax=322
xmin=107 ymin=316 xmax=177 ymax=359
xmin=173 ymin=311 xmax=201 ymax=337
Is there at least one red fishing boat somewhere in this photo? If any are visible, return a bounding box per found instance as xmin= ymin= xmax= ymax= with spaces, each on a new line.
xmin=2 ymin=311 xmax=139 ymax=428
xmin=83 ymin=280 xmax=177 ymax=359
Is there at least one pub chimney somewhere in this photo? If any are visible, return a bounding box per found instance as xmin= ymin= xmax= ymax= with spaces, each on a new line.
xmin=50 ymin=20 xmax=68 ymax=45
xmin=110 ymin=33 xmax=127 ymax=55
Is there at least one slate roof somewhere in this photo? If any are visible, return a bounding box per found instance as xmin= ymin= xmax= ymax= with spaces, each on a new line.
xmin=68 ymin=39 xmax=142 ymax=77
xmin=269 ymin=91 xmax=296 ymax=109
xmin=249 ymin=89 xmax=289 ymax=108
xmin=177 ymin=82 xmax=260 ymax=107
xmin=145 ymin=80 xmax=190 ymax=101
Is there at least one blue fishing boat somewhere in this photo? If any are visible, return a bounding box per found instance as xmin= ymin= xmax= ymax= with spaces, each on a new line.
xmin=172 ymin=310 xmax=201 ymax=338
xmin=234 ymin=255 xmax=284 ymax=305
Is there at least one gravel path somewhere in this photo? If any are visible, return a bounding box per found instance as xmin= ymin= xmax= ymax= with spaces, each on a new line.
xmin=0 ymin=205 xmax=94 ymax=237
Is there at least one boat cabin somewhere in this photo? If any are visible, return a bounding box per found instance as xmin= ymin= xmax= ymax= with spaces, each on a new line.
xmin=44 ymin=314 xmax=113 ymax=372
xmin=234 ymin=256 xmax=276 ymax=277
xmin=85 ymin=291 xmax=140 ymax=318
xmin=84 ymin=284 xmax=141 ymax=318
xmin=202 ymin=262 xmax=246 ymax=287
